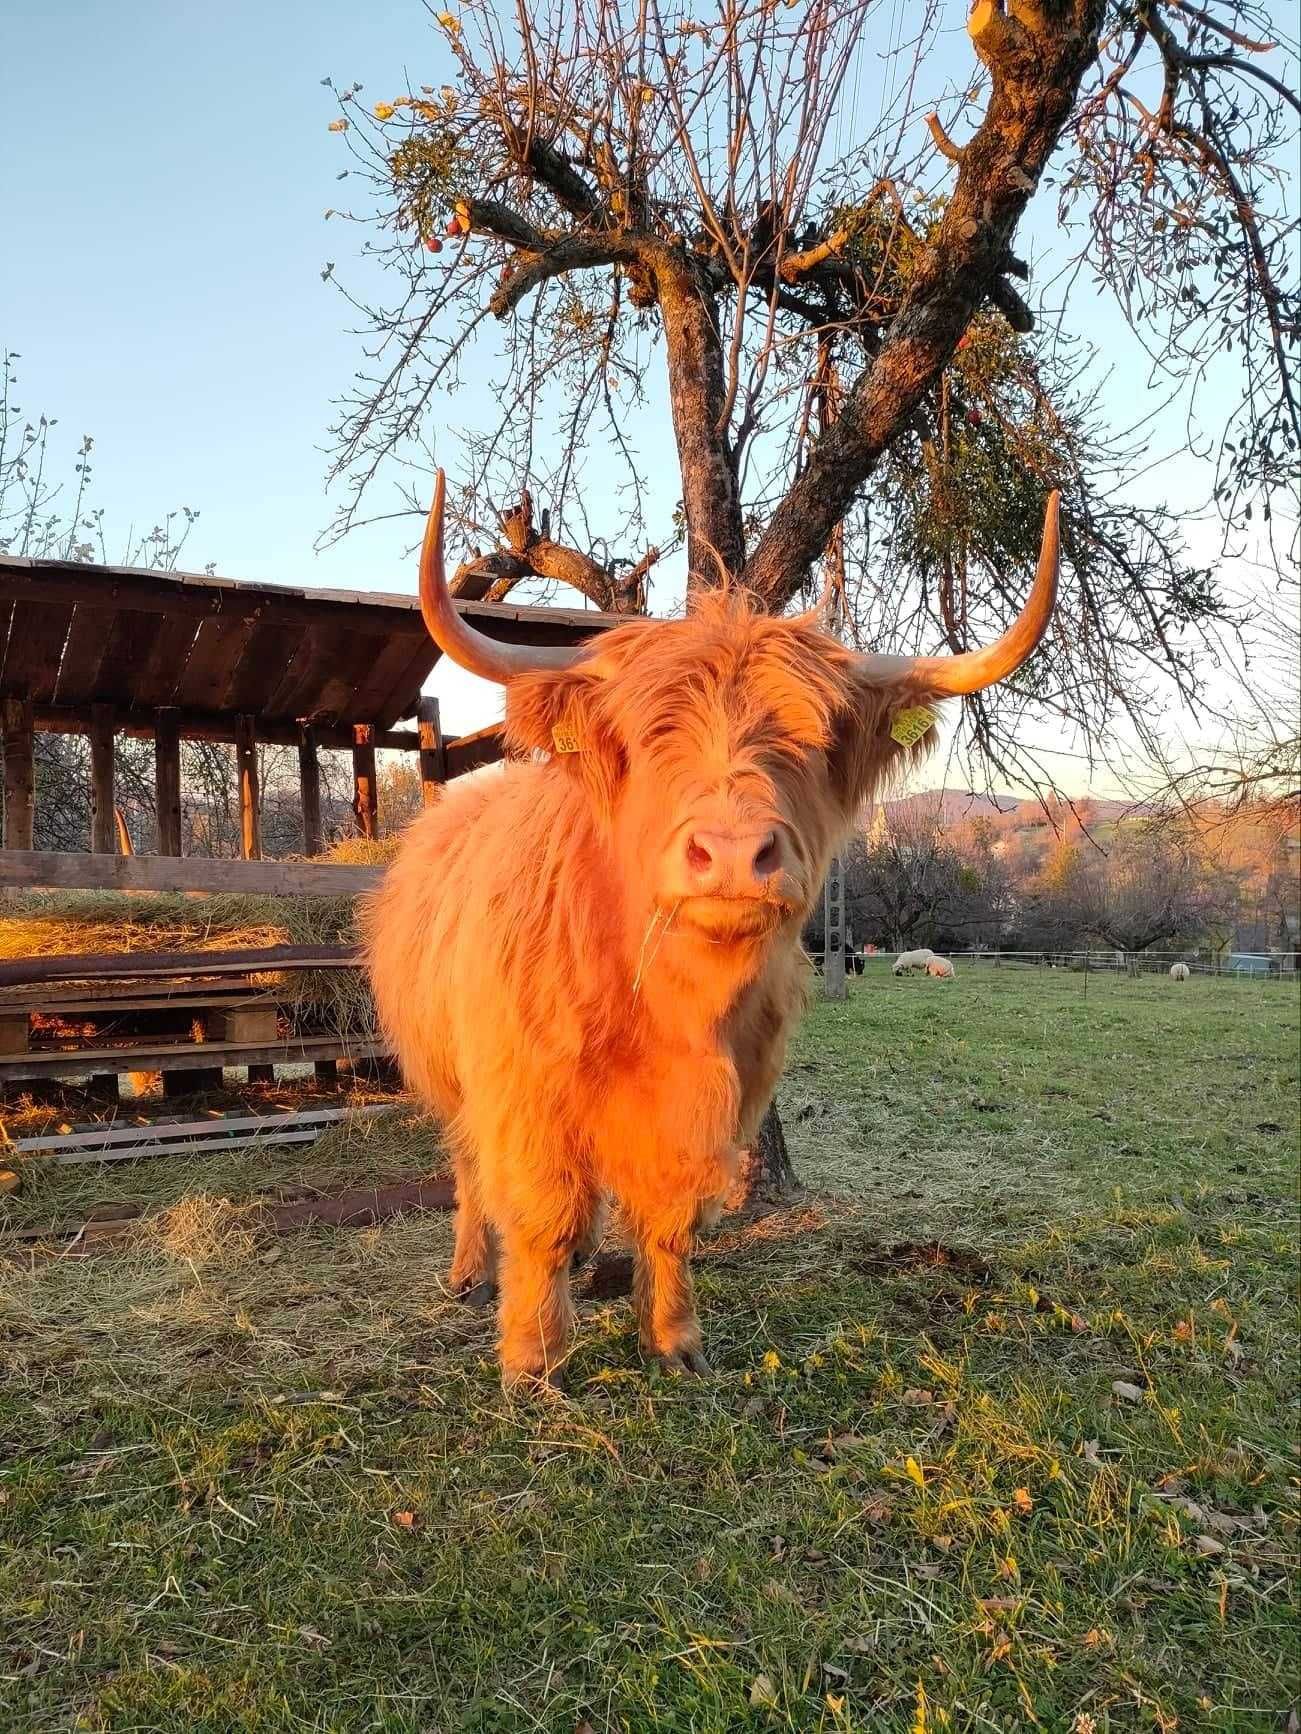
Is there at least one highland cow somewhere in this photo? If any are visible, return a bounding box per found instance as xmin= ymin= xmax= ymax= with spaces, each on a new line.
xmin=366 ymin=474 xmax=1060 ymax=1388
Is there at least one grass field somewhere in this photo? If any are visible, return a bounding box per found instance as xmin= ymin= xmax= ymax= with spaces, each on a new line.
xmin=2 ymin=965 xmax=1298 ymax=1732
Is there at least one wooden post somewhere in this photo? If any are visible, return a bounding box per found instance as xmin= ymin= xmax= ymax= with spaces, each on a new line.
xmin=2 ymin=695 xmax=35 ymax=851
xmin=298 ymin=723 xmax=323 ymax=856
xmin=154 ymin=708 xmax=183 ymax=856
xmin=89 ymin=703 xmax=116 ymax=854
xmin=352 ymin=723 xmax=378 ymax=840
xmin=823 ymin=853 xmax=847 ymax=1002
xmin=235 ymin=714 xmax=261 ymax=861
xmin=417 ymin=696 xmax=446 ymax=807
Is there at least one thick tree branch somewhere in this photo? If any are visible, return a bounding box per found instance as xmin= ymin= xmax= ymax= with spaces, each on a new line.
xmin=744 ymin=0 xmax=1105 ymax=608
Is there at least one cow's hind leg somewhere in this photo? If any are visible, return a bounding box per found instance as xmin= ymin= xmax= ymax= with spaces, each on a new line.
xmin=630 ymin=1200 xmax=710 ymax=1376
xmin=496 ymin=1186 xmax=599 ymax=1392
xmin=448 ymin=1147 xmax=497 ymax=1299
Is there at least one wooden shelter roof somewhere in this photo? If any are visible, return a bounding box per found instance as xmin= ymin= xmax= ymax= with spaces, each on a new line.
xmin=0 ymin=554 xmax=624 ymax=731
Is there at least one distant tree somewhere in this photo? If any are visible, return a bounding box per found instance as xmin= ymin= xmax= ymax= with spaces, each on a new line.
xmin=1033 ymin=819 xmax=1240 ymax=953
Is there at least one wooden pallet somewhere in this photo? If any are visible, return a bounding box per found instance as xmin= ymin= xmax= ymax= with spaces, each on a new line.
xmin=0 ymin=1033 xmax=385 ymax=1085
xmin=0 ymin=990 xmax=279 ymax=1056
xmin=11 ymin=1103 xmax=399 ymax=1165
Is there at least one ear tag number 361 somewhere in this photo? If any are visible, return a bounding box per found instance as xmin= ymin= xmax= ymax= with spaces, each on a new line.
xmin=552 ymin=723 xmax=583 ymax=755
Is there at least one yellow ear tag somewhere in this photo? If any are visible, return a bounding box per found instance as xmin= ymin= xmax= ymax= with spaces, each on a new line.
xmin=889 ymin=705 xmax=936 ymax=747
xmin=551 ymin=722 xmax=582 ymax=755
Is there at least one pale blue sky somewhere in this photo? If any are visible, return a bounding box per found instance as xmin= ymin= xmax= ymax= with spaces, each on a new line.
xmin=1 ymin=0 xmax=1283 ymax=767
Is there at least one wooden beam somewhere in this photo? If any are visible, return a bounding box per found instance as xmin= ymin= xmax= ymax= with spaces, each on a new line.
xmin=298 ymin=722 xmax=323 ymax=855
xmin=445 ymin=724 xmax=506 ymax=780
xmin=0 ymin=1032 xmax=384 ymax=1084
xmin=352 ymin=723 xmax=378 ymax=840
xmin=154 ymin=708 xmax=182 ymax=856
xmin=235 ymin=713 xmax=260 ymax=860
xmin=0 ymin=554 xmax=629 ymax=641
xmin=89 ymin=702 xmax=115 ymax=854
xmin=34 ymin=701 xmax=421 ymax=754
xmin=2 ymin=695 xmax=34 ymax=851
xmin=417 ymin=696 xmax=446 ymax=806
xmin=0 ymin=850 xmax=382 ymax=900
xmin=0 ymin=937 xmax=360 ymax=989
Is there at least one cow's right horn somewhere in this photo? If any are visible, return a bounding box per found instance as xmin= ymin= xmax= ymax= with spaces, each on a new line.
xmin=418 ymin=469 xmax=590 ymax=682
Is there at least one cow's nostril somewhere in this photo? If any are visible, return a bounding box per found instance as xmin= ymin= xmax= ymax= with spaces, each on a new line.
xmin=686 ymin=836 xmax=713 ymax=875
xmin=753 ymin=831 xmax=781 ymax=877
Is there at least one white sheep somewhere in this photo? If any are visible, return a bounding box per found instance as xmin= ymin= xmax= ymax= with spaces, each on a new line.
xmin=893 ymin=948 xmax=935 ymax=976
xmin=926 ymin=956 xmax=956 ymax=979
xmin=1169 ymin=962 xmax=1190 ymax=981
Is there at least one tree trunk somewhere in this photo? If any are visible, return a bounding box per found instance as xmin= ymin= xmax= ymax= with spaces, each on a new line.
xmin=729 ymin=1099 xmax=799 ymax=1210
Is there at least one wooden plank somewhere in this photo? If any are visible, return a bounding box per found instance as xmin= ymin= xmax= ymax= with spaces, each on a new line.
xmin=0 ymin=850 xmax=382 ymax=899
xmin=208 ymin=1002 xmax=278 ymax=1044
xmin=298 ymin=723 xmax=323 ymax=855
xmin=90 ymin=609 xmax=165 ymax=706
xmin=314 ymin=631 xmax=391 ymax=721
xmin=89 ymin=702 xmax=115 ymax=854
xmin=0 ymin=1010 xmax=28 ymax=1055
xmin=16 ymin=1103 xmax=396 ymax=1159
xmin=35 ymin=701 xmax=422 ymax=754
xmin=0 ymin=977 xmax=257 ymax=1010
xmin=129 ymin=612 xmax=204 ymax=709
xmin=0 ymin=600 xmax=74 ymax=702
xmin=154 ymin=708 xmax=182 ymax=855
xmin=52 ymin=605 xmax=113 ymax=704
xmin=0 ymin=1032 xmax=386 ymax=1083
xmin=2 ymin=694 xmax=35 ymax=850
xmin=55 ymin=1126 xmax=326 ymax=1162
xmin=0 ymin=943 xmax=357 ymax=989
xmin=16 ymin=1105 xmax=380 ymax=1153
xmin=15 ymin=990 xmax=269 ymax=1019
xmin=352 ymin=723 xmax=378 ymax=840
xmin=0 ymin=555 xmax=627 ymax=640
xmin=445 ymin=724 xmax=505 ymax=779
xmin=374 ymin=637 xmax=441 ymax=731
xmin=348 ymin=634 xmax=434 ymax=731
xmin=177 ymin=616 xmax=258 ymax=712
xmin=235 ymin=713 xmax=261 ymax=860
xmin=417 ymin=695 xmax=446 ymax=805
xmin=221 ymin=619 xmax=302 ymax=713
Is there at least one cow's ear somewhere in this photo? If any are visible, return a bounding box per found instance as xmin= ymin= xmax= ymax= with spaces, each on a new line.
xmin=504 ymin=667 xmax=626 ymax=817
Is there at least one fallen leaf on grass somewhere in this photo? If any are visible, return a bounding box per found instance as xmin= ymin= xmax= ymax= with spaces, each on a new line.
xmin=843 ymin=1634 xmax=877 ymax=1654
xmin=1111 ymin=1380 xmax=1146 ymax=1404
xmin=1193 ymin=1534 xmax=1226 ymax=1556
xmin=913 ymin=1562 xmax=943 ymax=1580
xmin=903 ymin=1388 xmax=935 ymax=1406
xmin=1081 ymin=1440 xmax=1104 ymax=1466
xmin=1011 ymin=1487 xmax=1034 ymax=1515
xmin=979 ymin=1597 xmax=1021 ymax=1612
xmin=392 ymin=1510 xmax=420 ymax=1530
xmin=904 ymin=1456 xmax=926 ymax=1488
xmin=750 ymin=1673 xmax=779 ymax=1708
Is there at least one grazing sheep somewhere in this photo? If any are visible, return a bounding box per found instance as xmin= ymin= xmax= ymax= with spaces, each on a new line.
xmin=926 ymin=956 xmax=956 ymax=979
xmin=893 ymin=948 xmax=935 ymax=976
xmin=1169 ymin=962 xmax=1190 ymax=981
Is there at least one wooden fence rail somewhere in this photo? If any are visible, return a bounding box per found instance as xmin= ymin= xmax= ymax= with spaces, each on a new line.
xmin=0 ymin=849 xmax=384 ymax=898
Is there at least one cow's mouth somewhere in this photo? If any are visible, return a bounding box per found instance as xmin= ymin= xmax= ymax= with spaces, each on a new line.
xmin=673 ymin=895 xmax=790 ymax=940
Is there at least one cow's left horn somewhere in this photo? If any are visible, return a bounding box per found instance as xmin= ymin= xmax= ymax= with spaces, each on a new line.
xmin=419 ymin=469 xmax=589 ymax=682
xmin=855 ymin=491 xmax=1061 ymax=695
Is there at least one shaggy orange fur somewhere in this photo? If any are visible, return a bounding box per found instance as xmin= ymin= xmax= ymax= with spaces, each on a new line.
xmin=364 ymin=590 xmax=937 ymax=1386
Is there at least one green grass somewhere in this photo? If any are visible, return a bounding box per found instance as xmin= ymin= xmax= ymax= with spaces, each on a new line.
xmin=2 ymin=966 xmax=1297 ymax=1732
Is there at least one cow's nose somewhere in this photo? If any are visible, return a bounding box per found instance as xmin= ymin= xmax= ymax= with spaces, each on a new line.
xmin=684 ymin=828 xmax=783 ymax=896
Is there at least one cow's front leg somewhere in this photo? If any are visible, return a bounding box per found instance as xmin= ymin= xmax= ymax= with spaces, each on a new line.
xmin=495 ymin=1189 xmax=599 ymax=1392
xmin=630 ymin=1201 xmax=711 ymax=1376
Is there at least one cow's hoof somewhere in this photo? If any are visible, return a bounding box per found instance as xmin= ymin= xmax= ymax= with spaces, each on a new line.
xmin=652 ymin=1347 xmax=712 ymax=1378
xmin=501 ymin=1364 xmax=565 ymax=1398
xmin=454 ymin=1278 xmax=497 ymax=1310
